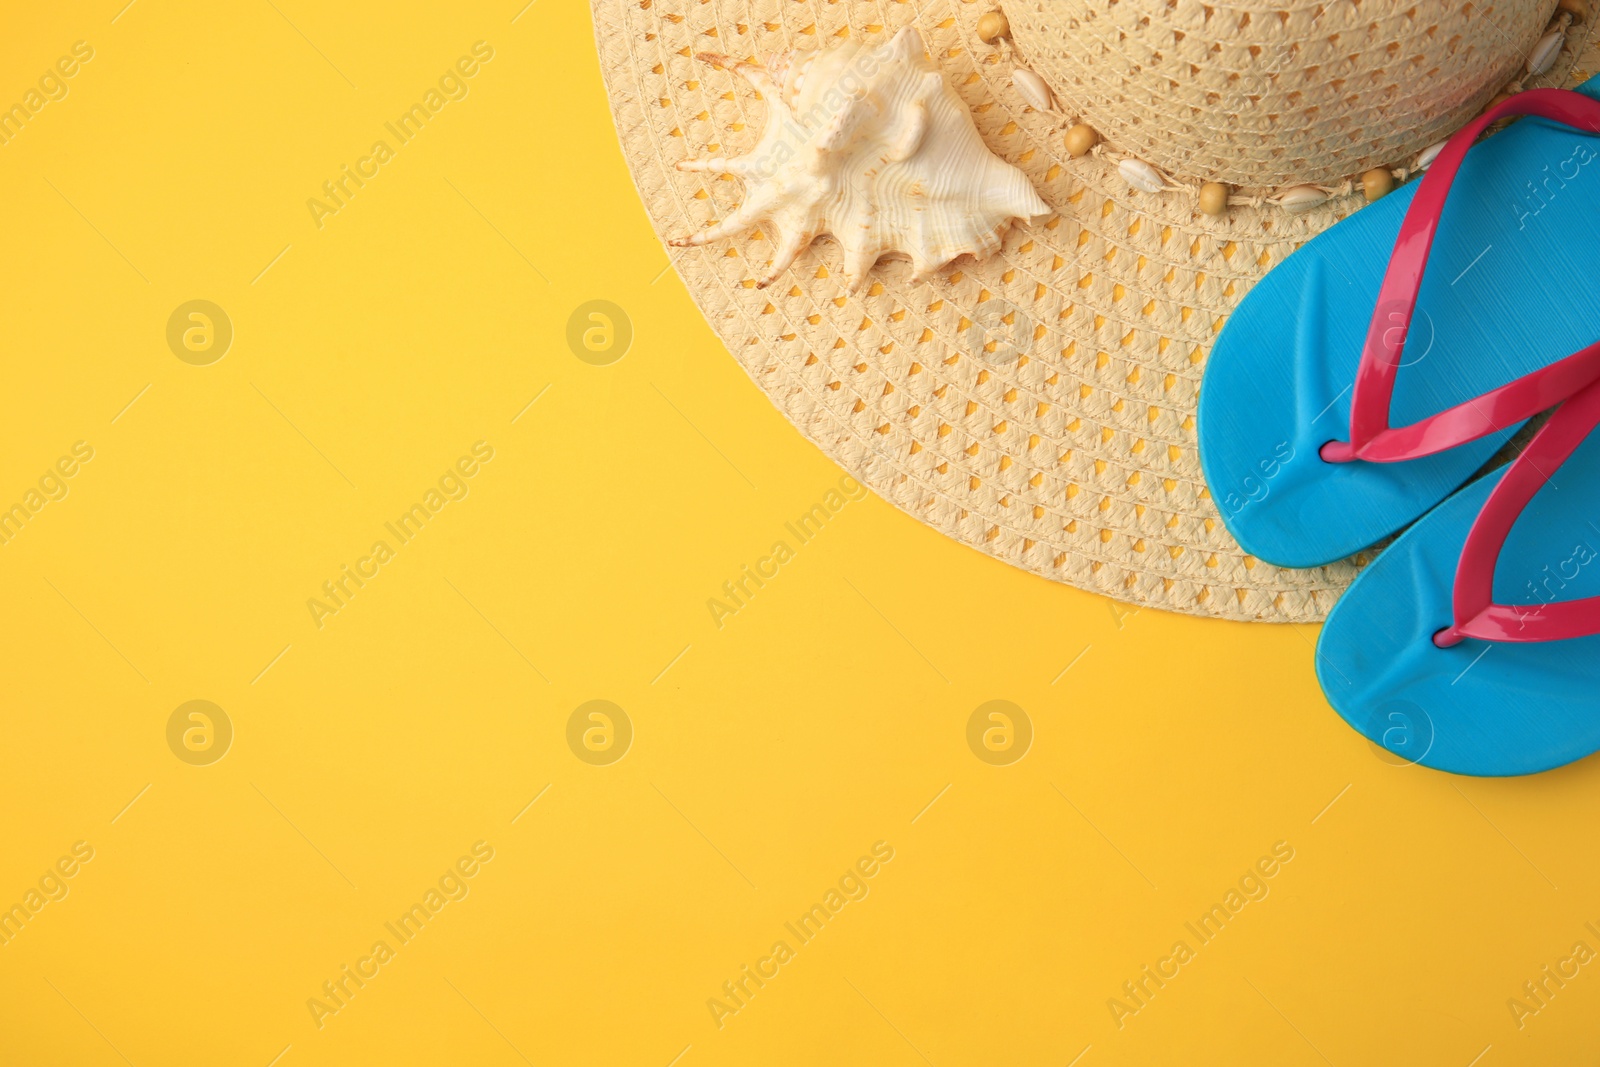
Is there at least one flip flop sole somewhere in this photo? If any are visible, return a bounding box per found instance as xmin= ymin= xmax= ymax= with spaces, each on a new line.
xmin=1199 ymin=80 xmax=1600 ymax=569
xmin=1316 ymin=431 xmax=1600 ymax=776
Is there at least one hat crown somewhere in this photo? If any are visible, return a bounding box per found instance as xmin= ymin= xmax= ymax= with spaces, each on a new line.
xmin=1010 ymin=0 xmax=1560 ymax=189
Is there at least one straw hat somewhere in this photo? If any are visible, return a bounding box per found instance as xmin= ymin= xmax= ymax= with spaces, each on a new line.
xmin=592 ymin=0 xmax=1595 ymax=621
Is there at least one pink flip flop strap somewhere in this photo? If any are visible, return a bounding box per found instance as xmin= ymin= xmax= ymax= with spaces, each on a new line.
xmin=1321 ymin=89 xmax=1600 ymax=465
xmin=1435 ymin=375 xmax=1600 ymax=647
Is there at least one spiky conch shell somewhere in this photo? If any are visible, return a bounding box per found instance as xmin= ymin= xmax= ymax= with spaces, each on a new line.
xmin=673 ymin=27 xmax=1051 ymax=293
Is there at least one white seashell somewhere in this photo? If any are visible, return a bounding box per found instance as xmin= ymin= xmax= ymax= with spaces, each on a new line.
xmin=1118 ymin=158 xmax=1166 ymax=193
xmin=1278 ymin=184 xmax=1327 ymax=213
xmin=1012 ymin=67 xmax=1054 ymax=112
xmin=671 ymin=29 xmax=1051 ymax=292
xmin=1529 ymin=30 xmax=1565 ymax=76
xmin=1416 ymin=140 xmax=1448 ymax=170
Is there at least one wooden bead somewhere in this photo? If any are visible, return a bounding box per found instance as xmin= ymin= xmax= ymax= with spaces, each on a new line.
xmin=977 ymin=11 xmax=1010 ymax=43
xmin=1361 ymin=168 xmax=1394 ymax=202
xmin=1198 ymin=182 xmax=1229 ymax=216
xmin=1486 ymin=91 xmax=1520 ymax=129
xmin=1064 ymin=123 xmax=1099 ymax=157
xmin=1559 ymin=0 xmax=1587 ymax=23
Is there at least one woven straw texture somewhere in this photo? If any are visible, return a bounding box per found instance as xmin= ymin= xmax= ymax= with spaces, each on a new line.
xmin=1011 ymin=0 xmax=1558 ymax=190
xmin=592 ymin=0 xmax=1594 ymax=621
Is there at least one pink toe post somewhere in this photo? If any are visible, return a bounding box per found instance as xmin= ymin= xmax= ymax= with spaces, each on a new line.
xmin=1434 ymin=375 xmax=1600 ymax=648
xmin=1320 ymin=89 xmax=1600 ymax=466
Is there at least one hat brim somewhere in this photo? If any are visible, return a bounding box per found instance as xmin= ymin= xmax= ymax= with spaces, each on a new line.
xmin=591 ymin=0 xmax=1597 ymax=622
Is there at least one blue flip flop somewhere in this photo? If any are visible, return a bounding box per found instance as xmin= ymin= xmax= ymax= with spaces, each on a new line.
xmin=1199 ymin=80 xmax=1600 ymax=568
xmin=1317 ymin=375 xmax=1600 ymax=776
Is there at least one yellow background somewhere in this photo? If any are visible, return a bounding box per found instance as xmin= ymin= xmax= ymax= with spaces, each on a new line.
xmin=1 ymin=2 xmax=1597 ymax=1064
